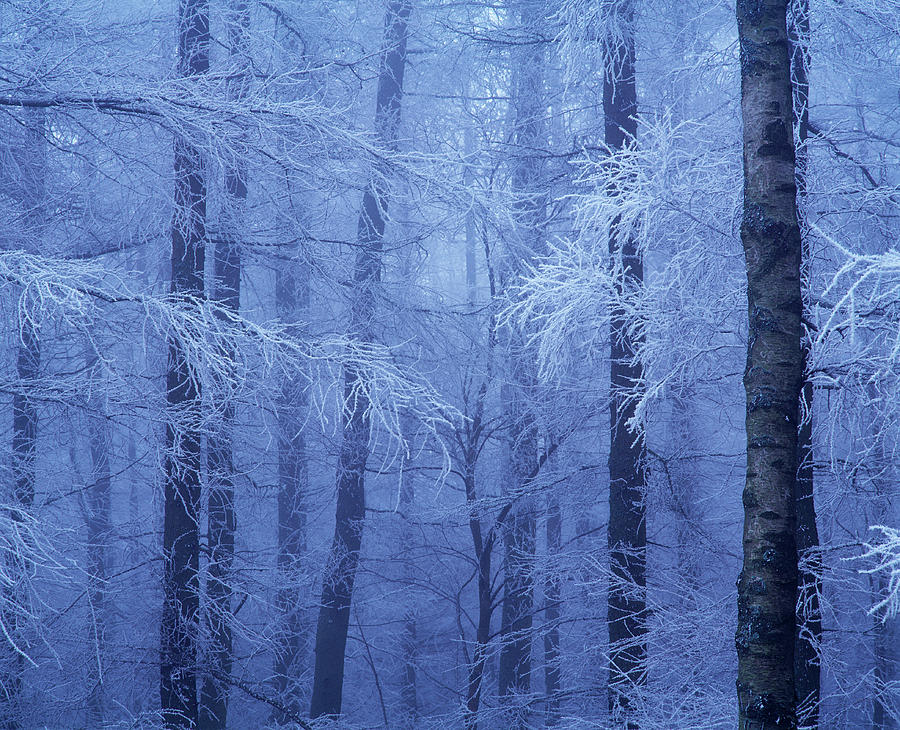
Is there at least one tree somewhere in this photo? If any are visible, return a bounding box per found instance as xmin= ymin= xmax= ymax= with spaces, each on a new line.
xmin=161 ymin=0 xmax=209 ymax=726
xmin=309 ymin=0 xmax=413 ymax=718
xmin=735 ymin=1 xmax=802 ymax=728
xmin=604 ymin=1 xmax=647 ymax=724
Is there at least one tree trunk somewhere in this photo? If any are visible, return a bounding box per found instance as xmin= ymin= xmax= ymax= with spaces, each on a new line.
xmin=309 ymin=1 xmax=412 ymax=718
xmin=198 ymin=4 xmax=247 ymax=729
xmin=161 ymin=1 xmax=208 ymax=726
xmin=789 ymin=1 xmax=822 ymax=726
xmin=604 ymin=2 xmax=647 ymax=725
xmin=735 ymin=2 xmax=802 ymax=729
xmin=272 ymin=260 xmax=310 ymax=721
xmin=84 ymin=349 xmax=112 ymax=728
xmin=398 ymin=412 xmax=419 ymax=727
xmin=497 ymin=2 xmax=547 ymax=721
xmin=1 ymin=104 xmax=45 ymax=730
xmin=544 ymin=489 xmax=562 ymax=726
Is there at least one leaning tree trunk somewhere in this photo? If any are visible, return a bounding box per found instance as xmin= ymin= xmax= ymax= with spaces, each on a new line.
xmin=497 ymin=1 xmax=547 ymax=722
xmin=198 ymin=3 xmax=248 ymax=729
xmin=604 ymin=1 xmax=647 ymax=725
xmin=309 ymin=1 xmax=412 ymax=719
xmin=789 ymin=1 xmax=822 ymax=726
xmin=735 ymin=2 xmax=802 ymax=729
xmin=161 ymin=1 xmax=208 ymax=727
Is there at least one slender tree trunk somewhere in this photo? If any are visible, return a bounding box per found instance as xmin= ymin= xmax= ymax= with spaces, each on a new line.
xmin=735 ymin=2 xmax=802 ymax=729
xmin=1 ymin=104 xmax=45 ymax=730
xmin=604 ymin=2 xmax=647 ymax=725
xmin=198 ymin=5 xmax=247 ymax=729
xmin=309 ymin=1 xmax=412 ymax=718
xmin=161 ymin=2 xmax=208 ymax=727
xmin=84 ymin=349 xmax=112 ymax=728
xmin=497 ymin=3 xmax=546 ymax=721
xmin=398 ymin=412 xmax=419 ymax=727
xmin=789 ymin=2 xmax=822 ymax=726
xmin=544 ymin=488 xmax=562 ymax=726
xmin=272 ymin=259 xmax=310 ymax=721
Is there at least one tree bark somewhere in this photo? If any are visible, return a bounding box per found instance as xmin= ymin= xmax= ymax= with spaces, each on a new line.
xmin=544 ymin=489 xmax=562 ymax=726
xmin=789 ymin=1 xmax=822 ymax=726
xmin=735 ymin=2 xmax=802 ymax=728
xmin=161 ymin=1 xmax=208 ymax=726
xmin=309 ymin=1 xmax=412 ymax=719
xmin=604 ymin=2 xmax=647 ymax=725
xmin=198 ymin=4 xmax=247 ymax=729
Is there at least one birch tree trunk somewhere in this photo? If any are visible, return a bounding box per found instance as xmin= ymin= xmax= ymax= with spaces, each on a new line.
xmin=309 ymin=1 xmax=412 ymax=718
xmin=735 ymin=1 xmax=802 ymax=728
xmin=161 ymin=1 xmax=208 ymax=726
xmin=604 ymin=2 xmax=647 ymax=724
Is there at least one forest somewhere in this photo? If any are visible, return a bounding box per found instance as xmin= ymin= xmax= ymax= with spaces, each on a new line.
xmin=0 ymin=0 xmax=899 ymax=728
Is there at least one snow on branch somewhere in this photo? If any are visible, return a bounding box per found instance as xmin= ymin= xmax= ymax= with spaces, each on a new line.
xmin=0 ymin=249 xmax=457 ymax=454
xmin=858 ymin=526 xmax=900 ymax=620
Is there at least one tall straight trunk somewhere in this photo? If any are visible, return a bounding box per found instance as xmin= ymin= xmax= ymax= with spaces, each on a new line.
xmin=789 ymin=2 xmax=821 ymax=726
xmin=543 ymin=489 xmax=562 ymax=726
xmin=1 ymin=105 xmax=45 ymax=730
xmin=735 ymin=2 xmax=802 ymax=729
xmin=85 ymin=350 xmax=112 ymax=727
xmin=161 ymin=1 xmax=208 ymax=726
xmin=198 ymin=4 xmax=247 ymax=729
xmin=873 ymin=570 xmax=900 ymax=730
xmin=272 ymin=260 xmax=309 ymax=721
xmin=604 ymin=2 xmax=647 ymax=724
xmin=309 ymin=1 xmax=412 ymax=718
xmin=398 ymin=412 xmax=418 ymax=727
xmin=497 ymin=2 xmax=546 ymax=720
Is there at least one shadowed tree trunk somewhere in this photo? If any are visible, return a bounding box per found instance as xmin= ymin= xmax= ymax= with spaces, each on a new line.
xmin=497 ymin=2 xmax=547 ymax=723
xmin=271 ymin=257 xmax=310 ymax=720
xmin=604 ymin=1 xmax=647 ymax=725
xmin=84 ymin=348 xmax=112 ymax=727
xmin=544 ymin=487 xmax=562 ymax=726
xmin=161 ymin=0 xmax=208 ymax=726
xmin=309 ymin=0 xmax=412 ymax=719
xmin=198 ymin=4 xmax=247 ymax=729
xmin=735 ymin=1 xmax=802 ymax=729
xmin=1 ymin=104 xmax=46 ymax=730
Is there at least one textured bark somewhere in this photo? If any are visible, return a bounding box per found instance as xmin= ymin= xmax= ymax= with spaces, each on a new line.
xmin=161 ymin=1 xmax=208 ymax=726
xmin=198 ymin=4 xmax=247 ymax=729
xmin=789 ymin=1 xmax=821 ymax=726
xmin=604 ymin=2 xmax=647 ymax=724
xmin=309 ymin=1 xmax=411 ymax=718
xmin=735 ymin=2 xmax=802 ymax=728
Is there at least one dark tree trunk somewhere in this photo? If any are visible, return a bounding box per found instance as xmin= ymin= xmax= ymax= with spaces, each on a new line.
xmin=85 ymin=350 xmax=112 ymax=727
xmin=497 ymin=2 xmax=547 ymax=721
xmin=543 ymin=490 xmax=562 ymax=726
xmin=272 ymin=260 xmax=310 ymax=721
xmin=161 ymin=1 xmax=208 ymax=727
xmin=309 ymin=1 xmax=412 ymax=719
xmin=1 ymin=105 xmax=45 ymax=730
xmin=604 ymin=2 xmax=647 ymax=725
xmin=735 ymin=2 xmax=802 ymax=729
xmin=789 ymin=2 xmax=822 ymax=727
xmin=398 ymin=412 xmax=419 ymax=727
xmin=198 ymin=4 xmax=247 ymax=729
